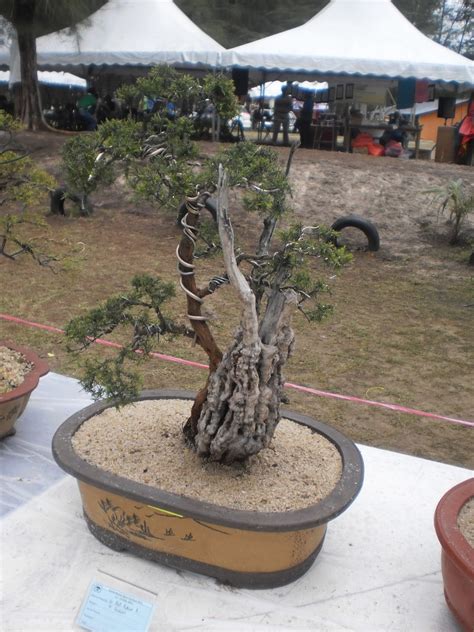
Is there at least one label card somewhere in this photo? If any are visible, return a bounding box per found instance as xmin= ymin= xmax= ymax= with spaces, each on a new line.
xmin=77 ymin=581 xmax=155 ymax=632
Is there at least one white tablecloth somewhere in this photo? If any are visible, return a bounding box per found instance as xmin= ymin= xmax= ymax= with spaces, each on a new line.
xmin=0 ymin=373 xmax=471 ymax=631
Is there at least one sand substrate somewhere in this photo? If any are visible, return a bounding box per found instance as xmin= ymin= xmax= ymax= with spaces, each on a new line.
xmin=72 ymin=399 xmax=342 ymax=513
xmin=458 ymin=497 xmax=474 ymax=548
xmin=0 ymin=346 xmax=33 ymax=394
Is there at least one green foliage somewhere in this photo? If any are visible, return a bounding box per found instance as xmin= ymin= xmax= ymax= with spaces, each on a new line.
xmin=0 ymin=111 xmax=21 ymax=133
xmin=139 ymin=66 xmax=201 ymax=110
xmin=115 ymin=66 xmax=237 ymax=128
xmin=116 ymin=65 xmax=202 ymax=115
xmin=114 ymin=83 xmax=140 ymax=109
xmin=129 ymin=154 xmax=199 ymax=210
xmin=0 ymin=150 xmax=55 ymax=206
xmin=65 ymin=273 xmax=177 ymax=346
xmin=209 ymin=143 xmax=290 ymax=219
xmin=98 ymin=118 xmax=144 ymax=157
xmin=61 ymin=134 xmax=108 ymax=195
xmin=61 ymin=118 xmax=144 ymax=196
xmin=194 ymin=215 xmax=220 ymax=258
xmin=0 ymin=113 xmax=57 ymax=264
xmin=65 ymin=273 xmax=187 ymax=404
xmin=252 ymin=223 xmax=351 ymax=319
xmin=151 ymin=116 xmax=198 ymax=160
xmin=201 ymin=74 xmax=239 ymax=121
xmin=80 ymin=353 xmax=144 ymax=403
xmin=426 ymin=179 xmax=474 ymax=244
xmin=62 ymin=68 xmax=237 ymax=207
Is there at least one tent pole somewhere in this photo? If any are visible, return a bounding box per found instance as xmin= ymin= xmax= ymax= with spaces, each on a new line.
xmin=257 ymin=70 xmax=266 ymax=144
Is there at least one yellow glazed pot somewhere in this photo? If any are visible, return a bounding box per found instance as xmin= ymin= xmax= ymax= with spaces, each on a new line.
xmin=53 ymin=390 xmax=364 ymax=588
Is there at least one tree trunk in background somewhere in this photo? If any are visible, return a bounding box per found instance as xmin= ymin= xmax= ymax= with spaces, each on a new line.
xmin=16 ymin=28 xmax=43 ymax=130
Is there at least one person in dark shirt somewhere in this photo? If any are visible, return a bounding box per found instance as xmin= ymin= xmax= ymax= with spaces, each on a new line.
xmin=298 ymin=91 xmax=314 ymax=148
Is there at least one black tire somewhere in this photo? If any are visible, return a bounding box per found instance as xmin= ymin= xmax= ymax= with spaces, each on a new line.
xmin=50 ymin=187 xmax=93 ymax=217
xmin=330 ymin=214 xmax=380 ymax=251
xmin=177 ymin=197 xmax=217 ymax=225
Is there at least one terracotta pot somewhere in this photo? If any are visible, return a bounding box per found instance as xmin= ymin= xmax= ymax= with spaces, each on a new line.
xmin=434 ymin=478 xmax=474 ymax=631
xmin=0 ymin=341 xmax=49 ymax=440
xmin=53 ymin=390 xmax=364 ymax=589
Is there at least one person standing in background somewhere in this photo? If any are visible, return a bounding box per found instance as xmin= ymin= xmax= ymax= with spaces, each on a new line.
xmin=77 ymin=88 xmax=98 ymax=131
xmin=298 ymin=90 xmax=314 ymax=148
xmin=272 ymin=85 xmax=293 ymax=145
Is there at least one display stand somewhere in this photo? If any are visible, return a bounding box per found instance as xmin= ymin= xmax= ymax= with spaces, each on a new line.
xmin=0 ymin=373 xmax=470 ymax=631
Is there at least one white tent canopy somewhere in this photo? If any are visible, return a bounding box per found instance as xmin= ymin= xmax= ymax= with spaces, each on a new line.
xmin=221 ymin=0 xmax=474 ymax=86
xmin=248 ymin=80 xmax=327 ymax=99
xmin=30 ymin=0 xmax=223 ymax=71
xmin=0 ymin=69 xmax=86 ymax=88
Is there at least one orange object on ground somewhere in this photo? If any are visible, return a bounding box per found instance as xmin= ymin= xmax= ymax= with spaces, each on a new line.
xmin=352 ymin=133 xmax=384 ymax=156
xmin=368 ymin=144 xmax=385 ymax=156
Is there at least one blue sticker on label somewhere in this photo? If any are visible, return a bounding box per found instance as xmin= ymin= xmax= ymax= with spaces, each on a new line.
xmin=77 ymin=581 xmax=155 ymax=632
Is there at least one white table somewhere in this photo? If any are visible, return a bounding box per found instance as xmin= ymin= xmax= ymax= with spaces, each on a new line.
xmin=0 ymin=373 xmax=471 ymax=631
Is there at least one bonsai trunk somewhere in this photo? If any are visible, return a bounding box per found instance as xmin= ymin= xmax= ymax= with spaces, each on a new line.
xmin=186 ymin=168 xmax=297 ymax=464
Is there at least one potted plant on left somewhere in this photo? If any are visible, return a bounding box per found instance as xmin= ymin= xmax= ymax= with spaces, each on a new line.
xmin=0 ymin=112 xmax=57 ymax=438
xmin=0 ymin=342 xmax=49 ymax=439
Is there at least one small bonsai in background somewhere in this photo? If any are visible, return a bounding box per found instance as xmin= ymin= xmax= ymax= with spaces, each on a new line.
xmin=64 ymin=68 xmax=350 ymax=466
xmin=57 ymin=67 xmax=237 ymax=216
xmin=0 ymin=111 xmax=57 ymax=265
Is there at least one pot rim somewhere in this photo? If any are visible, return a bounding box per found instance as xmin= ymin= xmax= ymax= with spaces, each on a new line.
xmin=434 ymin=478 xmax=474 ymax=577
xmin=0 ymin=341 xmax=49 ymax=403
xmin=52 ymin=389 xmax=364 ymax=532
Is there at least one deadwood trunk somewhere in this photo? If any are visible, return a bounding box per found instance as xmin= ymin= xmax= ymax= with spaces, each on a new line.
xmin=193 ymin=168 xmax=297 ymax=464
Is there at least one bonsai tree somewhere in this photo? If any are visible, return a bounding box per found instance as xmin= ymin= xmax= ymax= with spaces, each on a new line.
xmin=64 ymin=69 xmax=350 ymax=465
xmin=0 ymin=111 xmax=57 ymax=265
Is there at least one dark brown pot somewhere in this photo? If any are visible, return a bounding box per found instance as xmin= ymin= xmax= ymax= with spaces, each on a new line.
xmin=0 ymin=341 xmax=49 ymax=440
xmin=434 ymin=478 xmax=474 ymax=631
xmin=52 ymin=390 xmax=364 ymax=589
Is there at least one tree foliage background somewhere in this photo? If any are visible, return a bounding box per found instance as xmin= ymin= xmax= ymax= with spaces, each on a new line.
xmin=0 ymin=0 xmax=471 ymax=56
xmin=0 ymin=0 xmax=107 ymax=36
xmin=0 ymin=0 xmax=468 ymax=59
xmin=175 ymin=0 xmax=472 ymax=58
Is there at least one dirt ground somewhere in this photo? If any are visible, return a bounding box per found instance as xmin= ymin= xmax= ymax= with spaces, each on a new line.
xmin=1 ymin=131 xmax=473 ymax=468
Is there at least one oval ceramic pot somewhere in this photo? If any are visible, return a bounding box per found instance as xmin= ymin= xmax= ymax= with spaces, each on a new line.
xmin=0 ymin=341 xmax=49 ymax=440
xmin=434 ymin=478 xmax=474 ymax=631
xmin=53 ymin=389 xmax=364 ymax=589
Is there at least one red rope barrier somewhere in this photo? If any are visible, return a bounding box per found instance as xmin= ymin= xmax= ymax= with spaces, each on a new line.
xmin=1 ymin=312 xmax=473 ymax=429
